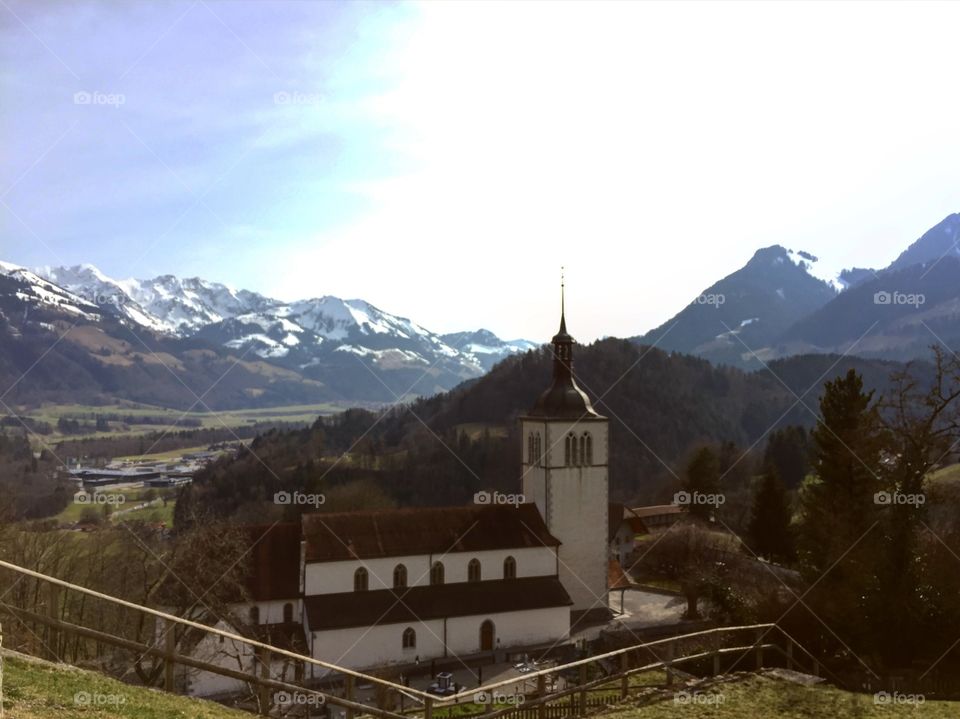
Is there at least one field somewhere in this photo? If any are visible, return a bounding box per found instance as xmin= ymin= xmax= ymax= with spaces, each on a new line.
xmin=0 ymin=650 xmax=249 ymax=719
xmin=12 ymin=401 xmax=340 ymax=443
xmin=55 ymin=485 xmax=177 ymax=526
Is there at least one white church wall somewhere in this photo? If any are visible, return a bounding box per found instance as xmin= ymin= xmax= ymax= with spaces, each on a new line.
xmin=308 ymin=606 xmax=568 ymax=677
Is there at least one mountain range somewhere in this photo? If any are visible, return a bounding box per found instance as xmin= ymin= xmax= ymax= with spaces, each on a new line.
xmin=636 ymin=213 xmax=960 ymax=367
xmin=4 ymin=211 xmax=958 ymax=409
xmin=0 ymin=261 xmax=535 ymax=409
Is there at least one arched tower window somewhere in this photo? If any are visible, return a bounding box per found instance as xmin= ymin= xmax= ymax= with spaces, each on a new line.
xmin=535 ymin=433 xmax=542 ymax=466
xmin=249 ymin=606 xmax=259 ymax=624
xmin=564 ymin=434 xmax=572 ymax=465
xmin=503 ymin=556 xmax=517 ymax=579
xmin=528 ymin=434 xmax=534 ymax=465
xmin=393 ymin=564 xmax=408 ymax=589
xmin=584 ymin=432 xmax=593 ymax=465
xmin=468 ymin=558 xmax=482 ymax=582
xmin=354 ymin=567 xmax=368 ymax=592
xmin=430 ymin=561 xmax=445 ymax=585
xmin=283 ymin=602 xmax=293 ymax=623
xmin=402 ymin=627 xmax=416 ymax=649
xmin=570 ymin=433 xmax=579 ymax=465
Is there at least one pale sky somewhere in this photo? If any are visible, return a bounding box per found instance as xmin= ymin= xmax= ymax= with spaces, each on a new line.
xmin=2 ymin=0 xmax=959 ymax=342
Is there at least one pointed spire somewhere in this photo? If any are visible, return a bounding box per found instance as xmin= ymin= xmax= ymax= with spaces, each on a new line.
xmin=559 ymin=267 xmax=567 ymax=335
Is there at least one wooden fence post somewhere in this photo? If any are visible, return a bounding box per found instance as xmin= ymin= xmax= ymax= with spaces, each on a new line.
xmin=257 ymin=645 xmax=271 ymax=715
xmin=664 ymin=639 xmax=674 ymax=687
xmin=345 ymin=675 xmax=355 ymax=719
xmin=712 ymin=631 xmax=720 ymax=676
xmin=163 ymin=621 xmax=176 ymax=692
xmin=754 ymin=628 xmax=763 ymax=670
xmin=620 ymin=652 xmax=629 ymax=699
xmin=424 ymin=696 xmax=433 ymax=719
xmin=537 ymin=672 xmax=546 ymax=719
xmin=45 ymin=582 xmax=60 ymax=662
xmin=578 ymin=664 xmax=587 ymax=717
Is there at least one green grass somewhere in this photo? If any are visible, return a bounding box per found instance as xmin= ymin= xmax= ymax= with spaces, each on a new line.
xmin=603 ymin=673 xmax=955 ymax=718
xmin=54 ymin=488 xmax=176 ymax=525
xmin=0 ymin=651 xmax=250 ymax=718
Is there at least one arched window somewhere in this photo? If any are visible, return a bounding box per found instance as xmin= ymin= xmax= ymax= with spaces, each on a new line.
xmin=570 ymin=433 xmax=579 ymax=465
xmin=393 ymin=563 xmax=408 ymax=589
xmin=564 ymin=434 xmax=572 ymax=465
xmin=468 ymin=558 xmax=482 ymax=582
xmin=354 ymin=567 xmax=368 ymax=592
xmin=535 ymin=433 xmax=542 ymax=466
xmin=430 ymin=561 xmax=445 ymax=585
xmin=503 ymin=556 xmax=516 ymax=579
xmin=584 ymin=432 xmax=593 ymax=465
xmin=402 ymin=627 xmax=416 ymax=649
xmin=249 ymin=606 xmax=259 ymax=624
xmin=283 ymin=602 xmax=293 ymax=623
xmin=528 ymin=433 xmax=535 ymax=465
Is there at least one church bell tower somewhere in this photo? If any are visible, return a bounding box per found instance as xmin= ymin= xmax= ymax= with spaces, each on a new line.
xmin=521 ymin=283 xmax=609 ymax=621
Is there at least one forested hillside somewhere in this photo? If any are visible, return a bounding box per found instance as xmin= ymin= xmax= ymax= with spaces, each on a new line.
xmin=183 ymin=340 xmax=928 ymax=522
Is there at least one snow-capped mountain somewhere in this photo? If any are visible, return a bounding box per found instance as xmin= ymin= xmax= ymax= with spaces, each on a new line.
xmin=440 ymin=329 xmax=539 ymax=372
xmin=39 ymin=264 xmax=280 ymax=335
xmin=633 ymin=245 xmax=838 ymax=367
xmin=0 ymin=261 xmax=102 ymax=321
xmin=22 ymin=263 xmax=535 ymax=401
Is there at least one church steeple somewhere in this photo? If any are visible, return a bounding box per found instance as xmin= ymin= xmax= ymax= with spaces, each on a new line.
xmin=528 ymin=275 xmax=600 ymax=419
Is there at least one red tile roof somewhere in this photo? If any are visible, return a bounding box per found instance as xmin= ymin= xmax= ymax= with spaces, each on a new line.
xmin=304 ymin=576 xmax=572 ymax=630
xmin=301 ymin=504 xmax=560 ymax=562
xmin=608 ymin=558 xmax=634 ymax=590
xmin=244 ymin=523 xmax=302 ymax=601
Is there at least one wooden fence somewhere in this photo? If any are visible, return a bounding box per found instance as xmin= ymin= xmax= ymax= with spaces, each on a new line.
xmin=0 ymin=558 xmax=821 ymax=718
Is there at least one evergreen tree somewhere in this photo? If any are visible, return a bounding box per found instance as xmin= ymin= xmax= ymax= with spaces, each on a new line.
xmin=747 ymin=465 xmax=794 ymax=563
xmin=684 ymin=446 xmax=721 ymax=520
xmin=763 ymin=426 xmax=810 ymax=488
xmin=797 ymin=369 xmax=885 ymax=649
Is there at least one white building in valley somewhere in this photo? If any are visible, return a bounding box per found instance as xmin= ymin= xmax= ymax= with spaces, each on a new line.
xmin=179 ymin=305 xmax=612 ymax=697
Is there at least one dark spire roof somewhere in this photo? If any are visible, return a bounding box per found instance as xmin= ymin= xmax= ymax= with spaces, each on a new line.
xmin=527 ymin=278 xmax=601 ymax=420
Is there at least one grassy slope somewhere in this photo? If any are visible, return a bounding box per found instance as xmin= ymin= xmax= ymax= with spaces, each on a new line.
xmin=0 ymin=652 xmax=250 ymax=719
xmin=604 ymin=674 xmax=954 ymax=718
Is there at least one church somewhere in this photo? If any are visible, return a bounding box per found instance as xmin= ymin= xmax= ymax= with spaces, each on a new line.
xmin=178 ymin=306 xmax=611 ymax=696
